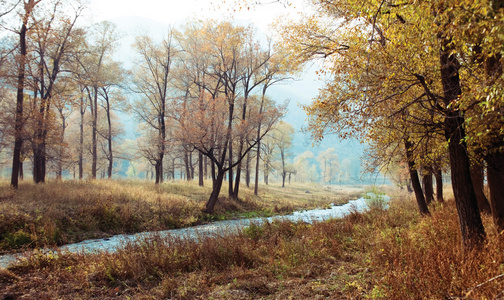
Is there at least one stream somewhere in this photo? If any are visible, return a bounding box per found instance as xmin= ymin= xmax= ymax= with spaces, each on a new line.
xmin=0 ymin=195 xmax=388 ymax=269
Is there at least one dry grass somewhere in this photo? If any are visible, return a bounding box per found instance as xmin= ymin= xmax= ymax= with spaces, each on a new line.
xmin=0 ymin=180 xmax=205 ymax=252
xmin=2 ymin=187 xmax=504 ymax=299
xmin=0 ymin=179 xmax=362 ymax=252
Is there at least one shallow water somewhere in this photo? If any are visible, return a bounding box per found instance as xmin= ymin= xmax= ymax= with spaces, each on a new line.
xmin=0 ymin=195 xmax=388 ymax=269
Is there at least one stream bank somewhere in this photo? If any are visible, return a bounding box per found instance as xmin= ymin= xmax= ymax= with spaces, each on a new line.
xmin=0 ymin=195 xmax=388 ymax=269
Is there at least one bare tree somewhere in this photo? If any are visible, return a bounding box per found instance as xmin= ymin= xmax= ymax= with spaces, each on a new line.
xmin=131 ymin=31 xmax=176 ymax=184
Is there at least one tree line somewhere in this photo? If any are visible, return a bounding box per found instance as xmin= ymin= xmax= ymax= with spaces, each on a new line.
xmin=0 ymin=0 xmax=305 ymax=213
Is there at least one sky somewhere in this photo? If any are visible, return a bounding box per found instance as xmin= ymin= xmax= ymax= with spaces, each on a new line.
xmin=88 ymin=0 xmax=306 ymax=34
xmin=86 ymin=0 xmax=322 ymax=110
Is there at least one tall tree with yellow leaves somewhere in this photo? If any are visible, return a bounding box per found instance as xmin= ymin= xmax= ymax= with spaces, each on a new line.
xmin=275 ymin=0 xmax=504 ymax=248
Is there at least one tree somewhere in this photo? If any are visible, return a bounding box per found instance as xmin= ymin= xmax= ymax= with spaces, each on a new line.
xmin=76 ymin=85 xmax=86 ymax=179
xmin=131 ymin=31 xmax=176 ymax=184
xmin=97 ymin=64 xmax=125 ymax=178
xmin=174 ymin=20 xmax=285 ymax=213
xmin=272 ymin=121 xmax=294 ymax=187
xmin=25 ymin=0 xmax=84 ymax=183
xmin=449 ymin=1 xmax=504 ymax=231
xmin=75 ymin=21 xmax=121 ymax=179
xmin=404 ymin=139 xmax=430 ymax=215
xmin=176 ymin=21 xmax=213 ymax=187
xmin=178 ymin=90 xmax=282 ymax=212
xmin=293 ymin=150 xmax=318 ymax=183
xmin=252 ymin=52 xmax=296 ymax=195
xmin=260 ymin=131 xmax=276 ymax=185
xmin=277 ymin=0 xmax=495 ymax=248
xmin=51 ymin=79 xmax=76 ymax=179
xmin=10 ymin=0 xmax=40 ymax=188
xmin=316 ymin=147 xmax=340 ymax=185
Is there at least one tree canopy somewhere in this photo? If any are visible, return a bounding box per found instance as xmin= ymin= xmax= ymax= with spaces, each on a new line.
xmin=276 ymin=0 xmax=504 ymax=249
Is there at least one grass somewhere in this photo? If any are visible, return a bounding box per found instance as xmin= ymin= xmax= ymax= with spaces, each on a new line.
xmin=0 ymin=179 xmax=362 ymax=252
xmin=362 ymin=186 xmax=389 ymax=210
xmin=2 ymin=187 xmax=504 ymax=298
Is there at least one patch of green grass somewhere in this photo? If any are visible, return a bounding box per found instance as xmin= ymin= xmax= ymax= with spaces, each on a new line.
xmin=362 ymin=186 xmax=388 ymax=210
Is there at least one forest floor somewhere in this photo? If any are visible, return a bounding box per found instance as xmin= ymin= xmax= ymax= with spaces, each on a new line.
xmin=0 ymin=179 xmax=363 ymax=253
xmin=1 ymin=183 xmax=504 ymax=299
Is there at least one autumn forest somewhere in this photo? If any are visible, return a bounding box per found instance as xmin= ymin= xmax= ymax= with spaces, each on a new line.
xmin=1 ymin=0 xmax=504 ymax=298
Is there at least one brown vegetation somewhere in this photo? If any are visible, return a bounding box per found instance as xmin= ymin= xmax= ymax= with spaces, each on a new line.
xmin=1 ymin=188 xmax=504 ymax=299
xmin=0 ymin=180 xmax=357 ymax=252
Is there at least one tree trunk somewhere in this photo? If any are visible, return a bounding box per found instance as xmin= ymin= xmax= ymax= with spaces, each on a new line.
xmin=91 ymin=87 xmax=98 ymax=179
xmin=404 ymin=139 xmax=430 ymax=215
xmin=228 ymin=143 xmax=235 ymax=199
xmin=204 ymin=156 xmax=208 ymax=179
xmin=35 ymin=114 xmax=48 ymax=183
xmin=189 ymin=151 xmax=194 ymax=180
xmin=281 ymin=151 xmax=286 ymax=188
xmin=172 ymin=158 xmax=176 ymax=181
xmin=198 ymin=152 xmax=204 ymax=186
xmin=33 ymin=112 xmax=47 ymax=183
xmin=33 ymin=148 xmax=46 ymax=183
xmin=486 ymin=151 xmax=504 ymax=232
xmin=11 ymin=8 xmax=29 ymax=189
xmin=106 ymin=97 xmax=113 ymax=179
xmin=470 ymin=163 xmax=491 ymax=214
xmin=156 ymin=106 xmax=166 ymax=183
xmin=184 ymin=151 xmax=191 ymax=181
xmin=205 ymin=169 xmax=225 ymax=213
xmin=422 ymin=170 xmax=434 ymax=205
xmin=56 ymin=109 xmax=67 ymax=181
xmin=433 ymin=166 xmax=444 ymax=203
xmin=210 ymin=157 xmax=216 ymax=182
xmin=79 ymin=96 xmax=84 ymax=180
xmin=245 ymin=151 xmax=251 ymax=188
xmin=440 ymin=48 xmax=485 ymax=248
xmin=254 ymin=140 xmax=261 ymax=195
xmin=107 ymin=141 xmax=113 ymax=178
xmin=155 ymin=156 xmax=163 ymax=184
xmin=233 ymin=159 xmax=242 ymax=197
